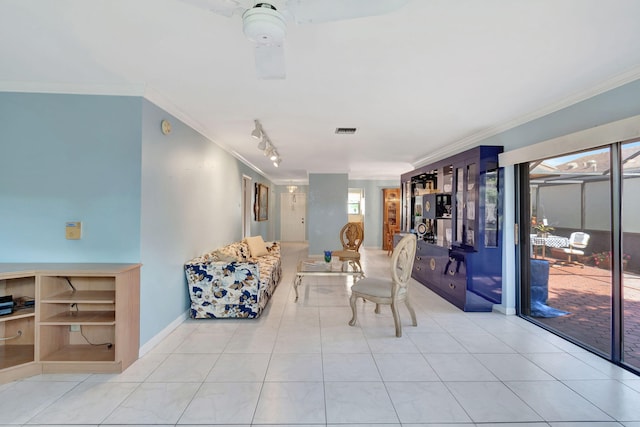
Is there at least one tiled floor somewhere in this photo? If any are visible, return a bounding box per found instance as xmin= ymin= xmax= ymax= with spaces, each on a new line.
xmin=2 ymin=242 xmax=640 ymax=426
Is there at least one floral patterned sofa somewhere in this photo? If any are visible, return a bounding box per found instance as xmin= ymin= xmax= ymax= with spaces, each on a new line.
xmin=184 ymin=236 xmax=282 ymax=318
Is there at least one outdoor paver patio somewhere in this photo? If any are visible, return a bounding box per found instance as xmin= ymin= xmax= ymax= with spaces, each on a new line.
xmin=532 ymin=259 xmax=640 ymax=370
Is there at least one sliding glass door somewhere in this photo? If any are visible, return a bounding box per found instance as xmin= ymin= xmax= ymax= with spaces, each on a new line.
xmin=622 ymin=140 xmax=640 ymax=368
xmin=521 ymin=141 xmax=639 ymax=373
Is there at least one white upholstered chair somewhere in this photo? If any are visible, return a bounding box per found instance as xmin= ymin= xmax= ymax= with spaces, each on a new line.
xmin=348 ymin=233 xmax=417 ymax=337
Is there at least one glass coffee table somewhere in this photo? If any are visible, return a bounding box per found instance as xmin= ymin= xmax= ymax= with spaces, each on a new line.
xmin=293 ymin=258 xmax=364 ymax=301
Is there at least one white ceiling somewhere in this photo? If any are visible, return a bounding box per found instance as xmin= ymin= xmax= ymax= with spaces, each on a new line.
xmin=2 ymin=0 xmax=640 ymax=184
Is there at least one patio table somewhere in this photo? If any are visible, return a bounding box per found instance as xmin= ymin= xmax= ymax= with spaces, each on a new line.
xmin=531 ymin=234 xmax=570 ymax=258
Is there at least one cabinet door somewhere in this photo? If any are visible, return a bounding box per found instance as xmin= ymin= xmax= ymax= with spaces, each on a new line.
xmin=465 ymin=162 xmax=478 ymax=248
xmin=455 ymin=166 xmax=464 ymax=244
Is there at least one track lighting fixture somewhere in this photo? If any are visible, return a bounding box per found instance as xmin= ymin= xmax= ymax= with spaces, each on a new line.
xmin=251 ymin=120 xmax=262 ymax=139
xmin=251 ymin=119 xmax=282 ymax=168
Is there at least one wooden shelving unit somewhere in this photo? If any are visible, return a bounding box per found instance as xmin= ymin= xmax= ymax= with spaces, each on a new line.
xmin=382 ymin=188 xmax=401 ymax=251
xmin=0 ymin=271 xmax=38 ymax=381
xmin=0 ymin=263 xmax=140 ymax=382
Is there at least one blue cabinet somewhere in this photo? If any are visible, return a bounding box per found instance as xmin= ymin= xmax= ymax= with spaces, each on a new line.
xmin=401 ymin=146 xmax=503 ymax=312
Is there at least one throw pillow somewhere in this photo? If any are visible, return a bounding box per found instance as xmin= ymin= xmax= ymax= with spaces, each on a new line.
xmin=245 ymin=235 xmax=269 ymax=257
xmin=213 ymin=250 xmax=240 ymax=263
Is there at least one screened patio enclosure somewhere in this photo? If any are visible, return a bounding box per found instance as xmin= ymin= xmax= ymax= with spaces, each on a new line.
xmin=521 ymin=141 xmax=640 ymax=374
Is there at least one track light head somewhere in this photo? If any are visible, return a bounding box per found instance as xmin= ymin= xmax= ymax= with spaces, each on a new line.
xmin=257 ymin=136 xmax=267 ymax=151
xmin=273 ymin=157 xmax=281 ymax=167
xmin=251 ymin=120 xmax=262 ymax=139
xmin=269 ymin=150 xmax=278 ymax=161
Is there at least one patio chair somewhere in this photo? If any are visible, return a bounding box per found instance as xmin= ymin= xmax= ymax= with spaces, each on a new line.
xmin=560 ymin=232 xmax=590 ymax=267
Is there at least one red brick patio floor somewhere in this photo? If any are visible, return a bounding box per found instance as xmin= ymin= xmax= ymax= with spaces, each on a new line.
xmin=532 ymin=259 xmax=640 ymax=370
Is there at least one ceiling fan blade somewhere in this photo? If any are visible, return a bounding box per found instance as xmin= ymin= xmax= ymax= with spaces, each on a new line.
xmin=254 ymin=44 xmax=286 ymax=79
xmin=179 ymin=0 xmax=245 ymax=17
xmin=286 ymin=0 xmax=409 ymax=24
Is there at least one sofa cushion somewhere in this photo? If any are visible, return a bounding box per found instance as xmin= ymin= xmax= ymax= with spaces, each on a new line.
xmin=246 ymin=235 xmax=269 ymax=257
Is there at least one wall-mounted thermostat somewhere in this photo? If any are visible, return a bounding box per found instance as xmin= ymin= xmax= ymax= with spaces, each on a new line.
xmin=65 ymin=221 xmax=82 ymax=240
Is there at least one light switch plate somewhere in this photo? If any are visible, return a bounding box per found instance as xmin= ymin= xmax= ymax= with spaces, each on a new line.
xmin=65 ymin=221 xmax=82 ymax=240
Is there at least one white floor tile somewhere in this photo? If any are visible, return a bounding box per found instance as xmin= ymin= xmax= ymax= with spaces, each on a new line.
xmin=408 ymin=332 xmax=469 ymax=353
xmin=265 ymin=353 xmax=323 ymax=381
xmin=474 ymin=353 xmax=556 ymax=381
xmin=373 ymin=353 xmax=439 ymax=381
xmin=324 ymin=381 xmax=399 ymax=424
xmin=178 ymin=382 xmax=261 ymax=424
xmin=446 ymin=381 xmax=543 ymax=422
xmin=0 ymin=381 xmax=78 ymax=424
xmin=385 ymin=381 xmax=471 ymax=423
xmin=146 ymin=353 xmax=219 ymax=382
xmin=563 ymin=379 xmax=640 ymax=420
xmin=506 ymin=380 xmax=613 ymax=421
xmin=206 ymin=353 xmax=271 ymax=382
xmin=323 ymin=353 xmax=381 ymax=381
xmin=103 ymin=382 xmax=200 ymax=424
xmin=424 ymin=353 xmax=498 ymax=381
xmin=252 ymin=382 xmax=325 ymax=424
xmin=524 ymin=353 xmax=612 ymax=380
xmin=26 ymin=381 xmax=138 ymax=424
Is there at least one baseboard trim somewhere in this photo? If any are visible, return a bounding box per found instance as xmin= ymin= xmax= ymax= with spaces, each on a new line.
xmin=138 ymin=310 xmax=189 ymax=357
xmin=492 ymin=304 xmax=516 ymax=315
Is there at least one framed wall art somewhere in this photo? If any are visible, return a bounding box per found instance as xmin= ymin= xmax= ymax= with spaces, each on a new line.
xmin=254 ymin=183 xmax=268 ymax=221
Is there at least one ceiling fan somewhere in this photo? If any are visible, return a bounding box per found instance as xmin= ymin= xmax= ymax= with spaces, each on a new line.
xmin=180 ymin=0 xmax=410 ymax=79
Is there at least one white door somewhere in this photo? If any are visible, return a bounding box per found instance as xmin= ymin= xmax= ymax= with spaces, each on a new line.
xmin=281 ymin=192 xmax=306 ymax=241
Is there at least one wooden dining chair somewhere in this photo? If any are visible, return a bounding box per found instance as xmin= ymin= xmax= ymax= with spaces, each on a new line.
xmin=333 ymin=222 xmax=364 ymax=271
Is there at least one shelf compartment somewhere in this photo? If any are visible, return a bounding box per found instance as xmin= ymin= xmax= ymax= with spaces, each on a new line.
xmin=0 ymin=307 xmax=35 ymax=322
xmin=0 ymin=345 xmax=35 ymax=369
xmin=41 ymin=310 xmax=115 ymax=325
xmin=41 ymin=344 xmax=115 ymax=362
xmin=40 ymin=290 xmax=115 ymax=304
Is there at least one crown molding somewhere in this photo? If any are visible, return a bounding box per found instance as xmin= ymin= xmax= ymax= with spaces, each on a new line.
xmin=413 ymin=66 xmax=640 ymax=169
xmin=0 ymin=80 xmax=146 ymax=96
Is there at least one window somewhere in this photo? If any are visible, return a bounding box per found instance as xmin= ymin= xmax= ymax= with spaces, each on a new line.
xmin=348 ymin=189 xmax=363 ymax=215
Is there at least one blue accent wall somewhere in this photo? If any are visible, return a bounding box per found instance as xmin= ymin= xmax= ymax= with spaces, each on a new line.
xmin=0 ymin=92 xmax=275 ymax=348
xmin=308 ymin=173 xmax=348 ymax=255
xmin=0 ymin=92 xmax=142 ymax=262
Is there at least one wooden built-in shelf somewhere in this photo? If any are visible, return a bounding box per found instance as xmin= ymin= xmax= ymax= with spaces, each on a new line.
xmin=41 ymin=344 xmax=115 ymax=362
xmin=0 ymin=345 xmax=35 ymax=370
xmin=40 ymin=310 xmax=115 ymax=325
xmin=0 ymin=307 xmax=35 ymax=321
xmin=1 ymin=263 xmax=140 ymax=383
xmin=40 ymin=290 xmax=115 ymax=304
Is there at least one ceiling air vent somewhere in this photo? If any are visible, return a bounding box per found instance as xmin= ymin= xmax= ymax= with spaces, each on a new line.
xmin=335 ymin=127 xmax=357 ymax=134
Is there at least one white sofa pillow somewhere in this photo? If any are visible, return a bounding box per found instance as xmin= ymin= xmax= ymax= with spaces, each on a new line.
xmin=245 ymin=235 xmax=269 ymax=257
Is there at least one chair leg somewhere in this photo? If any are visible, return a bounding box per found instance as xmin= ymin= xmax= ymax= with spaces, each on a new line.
xmin=348 ymin=293 xmax=358 ymax=327
xmin=405 ymin=298 xmax=417 ymax=327
xmin=391 ymin=301 xmax=402 ymax=337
